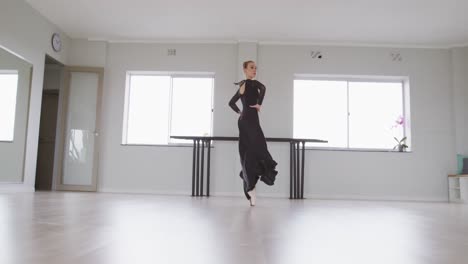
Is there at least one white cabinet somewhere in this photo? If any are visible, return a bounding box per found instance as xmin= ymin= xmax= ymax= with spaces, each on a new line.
xmin=448 ymin=175 xmax=468 ymax=203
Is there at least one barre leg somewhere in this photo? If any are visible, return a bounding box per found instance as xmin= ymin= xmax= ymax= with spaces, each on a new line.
xmin=293 ymin=141 xmax=297 ymax=199
xmin=196 ymin=139 xmax=200 ymax=196
xmin=296 ymin=142 xmax=300 ymax=199
xmin=207 ymin=140 xmax=211 ymax=197
xmin=192 ymin=140 xmax=196 ymax=196
xmin=301 ymin=141 xmax=305 ymax=199
xmin=200 ymin=140 xmax=205 ymax=196
xmin=289 ymin=141 xmax=293 ymax=199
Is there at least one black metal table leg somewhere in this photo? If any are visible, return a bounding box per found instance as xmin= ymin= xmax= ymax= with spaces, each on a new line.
xmin=207 ymin=139 xmax=211 ymax=197
xmin=293 ymin=141 xmax=297 ymax=199
xmin=289 ymin=141 xmax=293 ymax=199
xmin=296 ymin=141 xmax=300 ymax=199
xmin=192 ymin=140 xmax=196 ymax=196
xmin=183 ymin=136 xmax=317 ymax=198
xmin=200 ymin=140 xmax=205 ymax=196
xmin=301 ymin=141 xmax=305 ymax=199
xmin=190 ymin=138 xmax=212 ymax=197
xmin=196 ymin=139 xmax=200 ymax=196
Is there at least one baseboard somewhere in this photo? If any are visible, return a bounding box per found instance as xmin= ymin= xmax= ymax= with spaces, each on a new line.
xmin=0 ymin=184 xmax=447 ymax=202
xmin=210 ymin=192 xmax=447 ymax=202
xmin=212 ymin=191 xmax=287 ymax=198
xmin=99 ymin=188 xmax=290 ymax=198
xmin=98 ymin=189 xmax=445 ymax=202
xmin=304 ymin=193 xmax=448 ymax=203
xmin=99 ymin=188 xmax=191 ymax=196
xmin=0 ymin=183 xmax=35 ymax=193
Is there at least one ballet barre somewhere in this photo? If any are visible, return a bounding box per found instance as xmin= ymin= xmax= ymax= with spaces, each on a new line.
xmin=170 ymin=136 xmax=327 ymax=199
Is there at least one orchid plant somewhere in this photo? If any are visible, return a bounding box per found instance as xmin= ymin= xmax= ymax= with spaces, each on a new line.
xmin=391 ymin=115 xmax=408 ymax=152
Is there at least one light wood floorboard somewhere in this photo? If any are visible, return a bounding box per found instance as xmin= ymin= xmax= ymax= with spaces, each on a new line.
xmin=1 ymin=192 xmax=467 ymax=264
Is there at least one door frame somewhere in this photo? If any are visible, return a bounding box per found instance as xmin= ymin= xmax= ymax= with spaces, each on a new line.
xmin=55 ymin=66 xmax=104 ymax=191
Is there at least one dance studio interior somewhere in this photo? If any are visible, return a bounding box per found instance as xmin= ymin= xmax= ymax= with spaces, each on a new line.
xmin=1 ymin=0 xmax=468 ymax=263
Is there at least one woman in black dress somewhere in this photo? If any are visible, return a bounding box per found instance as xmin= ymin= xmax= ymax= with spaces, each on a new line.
xmin=228 ymin=60 xmax=278 ymax=206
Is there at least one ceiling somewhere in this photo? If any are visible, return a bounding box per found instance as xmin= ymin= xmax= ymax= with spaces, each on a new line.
xmin=26 ymin=0 xmax=468 ymax=47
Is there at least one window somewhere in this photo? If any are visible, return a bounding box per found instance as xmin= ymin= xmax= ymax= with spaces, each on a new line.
xmin=122 ymin=72 xmax=214 ymax=145
xmin=0 ymin=71 xmax=18 ymax=142
xmin=294 ymin=77 xmax=408 ymax=150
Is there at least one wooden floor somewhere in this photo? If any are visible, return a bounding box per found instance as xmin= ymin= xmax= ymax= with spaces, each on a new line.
xmin=1 ymin=192 xmax=468 ymax=264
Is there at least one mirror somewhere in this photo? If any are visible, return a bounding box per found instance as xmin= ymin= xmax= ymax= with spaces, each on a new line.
xmin=0 ymin=46 xmax=32 ymax=183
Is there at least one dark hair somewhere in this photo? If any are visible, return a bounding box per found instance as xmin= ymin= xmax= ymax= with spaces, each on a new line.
xmin=243 ymin=60 xmax=255 ymax=69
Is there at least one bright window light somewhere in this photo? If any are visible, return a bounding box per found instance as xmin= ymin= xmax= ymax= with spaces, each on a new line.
xmin=0 ymin=72 xmax=19 ymax=141
xmin=170 ymin=77 xmax=213 ymax=144
xmin=294 ymin=78 xmax=407 ymax=150
xmin=293 ymin=80 xmax=348 ymax=147
xmin=123 ymin=73 xmax=213 ymax=145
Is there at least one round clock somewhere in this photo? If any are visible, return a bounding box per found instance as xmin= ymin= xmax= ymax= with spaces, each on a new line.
xmin=51 ymin=33 xmax=62 ymax=52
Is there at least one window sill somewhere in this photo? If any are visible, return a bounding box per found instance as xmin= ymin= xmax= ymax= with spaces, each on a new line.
xmin=304 ymin=147 xmax=412 ymax=153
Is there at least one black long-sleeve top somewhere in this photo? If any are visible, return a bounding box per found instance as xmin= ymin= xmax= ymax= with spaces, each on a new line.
xmin=228 ymin=79 xmax=266 ymax=114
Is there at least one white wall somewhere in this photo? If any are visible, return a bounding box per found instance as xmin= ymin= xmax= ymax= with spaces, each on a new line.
xmin=451 ymin=47 xmax=468 ymax=155
xmin=73 ymin=40 xmax=458 ymax=201
xmin=0 ymin=0 xmax=463 ymax=200
xmin=67 ymin=39 xmax=107 ymax=68
xmin=0 ymin=0 xmax=70 ymax=192
xmin=96 ymin=42 xmax=240 ymax=194
xmin=259 ymin=45 xmax=454 ymax=201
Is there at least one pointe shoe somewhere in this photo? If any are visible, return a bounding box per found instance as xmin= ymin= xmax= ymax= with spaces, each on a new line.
xmin=247 ymin=188 xmax=256 ymax=206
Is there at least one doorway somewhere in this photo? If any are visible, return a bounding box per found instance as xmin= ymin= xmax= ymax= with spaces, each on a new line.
xmin=35 ymin=55 xmax=63 ymax=190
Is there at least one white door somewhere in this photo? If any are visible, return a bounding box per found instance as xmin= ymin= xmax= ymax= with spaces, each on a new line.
xmin=56 ymin=67 xmax=103 ymax=191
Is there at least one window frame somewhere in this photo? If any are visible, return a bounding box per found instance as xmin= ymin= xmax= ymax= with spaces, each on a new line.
xmin=293 ymin=74 xmax=411 ymax=152
xmin=122 ymin=71 xmax=215 ymax=147
xmin=0 ymin=70 xmax=19 ymax=143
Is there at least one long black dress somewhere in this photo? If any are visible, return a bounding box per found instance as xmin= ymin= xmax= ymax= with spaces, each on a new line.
xmin=228 ymin=79 xmax=278 ymax=200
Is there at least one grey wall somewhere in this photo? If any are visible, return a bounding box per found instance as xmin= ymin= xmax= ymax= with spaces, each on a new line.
xmin=68 ymin=41 xmax=459 ymax=201
xmin=67 ymin=39 xmax=107 ymax=68
xmin=96 ymin=42 xmax=239 ymax=194
xmin=259 ymin=45 xmax=454 ymax=201
xmin=451 ymin=47 xmax=468 ymax=155
xmin=1 ymin=0 xmax=466 ymax=200
xmin=0 ymin=0 xmax=69 ymax=191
